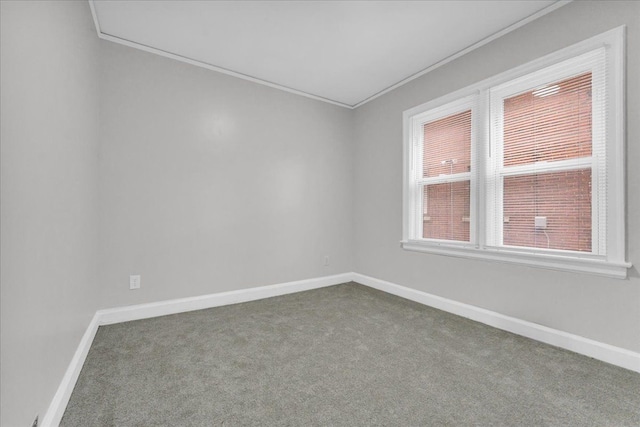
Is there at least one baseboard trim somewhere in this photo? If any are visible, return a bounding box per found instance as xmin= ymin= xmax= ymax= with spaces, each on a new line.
xmin=40 ymin=273 xmax=352 ymax=426
xmin=40 ymin=313 xmax=101 ymax=427
xmin=97 ymin=273 xmax=353 ymax=325
xmin=43 ymin=271 xmax=640 ymax=426
xmin=352 ymin=273 xmax=640 ymax=373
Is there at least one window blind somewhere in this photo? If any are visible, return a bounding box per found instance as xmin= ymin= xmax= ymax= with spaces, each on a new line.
xmin=488 ymin=48 xmax=607 ymax=254
xmin=421 ymin=109 xmax=472 ymax=242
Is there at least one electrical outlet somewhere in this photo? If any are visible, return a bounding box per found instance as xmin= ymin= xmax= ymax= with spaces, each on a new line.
xmin=324 ymin=256 xmax=330 ymax=267
xmin=32 ymin=415 xmax=38 ymax=427
xmin=129 ymin=275 xmax=141 ymax=290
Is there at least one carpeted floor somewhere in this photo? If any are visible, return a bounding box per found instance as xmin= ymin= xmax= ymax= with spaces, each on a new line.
xmin=61 ymin=282 xmax=640 ymax=426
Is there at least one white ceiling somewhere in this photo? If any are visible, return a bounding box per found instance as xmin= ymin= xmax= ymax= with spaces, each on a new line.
xmin=91 ymin=1 xmax=566 ymax=108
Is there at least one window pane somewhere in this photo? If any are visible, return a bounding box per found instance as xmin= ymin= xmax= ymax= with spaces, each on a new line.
xmin=503 ymin=169 xmax=591 ymax=252
xmin=423 ymin=181 xmax=470 ymax=242
xmin=423 ymin=110 xmax=471 ymax=177
xmin=503 ymin=73 xmax=592 ymax=167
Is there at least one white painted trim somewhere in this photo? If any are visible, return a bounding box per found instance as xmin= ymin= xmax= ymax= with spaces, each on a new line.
xmin=41 ymin=271 xmax=640 ymax=426
xmin=353 ymin=273 xmax=640 ymax=373
xmin=97 ymin=33 xmax=352 ymax=109
xmin=40 ymin=313 xmax=101 ymax=427
xmin=401 ymin=240 xmax=630 ymax=279
xmin=98 ymin=273 xmax=353 ymax=325
xmin=87 ymin=0 xmax=571 ymax=110
xmin=87 ymin=0 xmax=101 ymax=38
xmin=351 ymin=1 xmax=573 ymax=108
xmin=40 ymin=273 xmax=352 ymax=426
xmin=87 ymin=0 xmax=351 ymax=109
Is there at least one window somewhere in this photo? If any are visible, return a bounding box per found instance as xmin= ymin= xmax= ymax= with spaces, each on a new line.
xmin=418 ymin=98 xmax=474 ymax=243
xmin=402 ymin=27 xmax=628 ymax=278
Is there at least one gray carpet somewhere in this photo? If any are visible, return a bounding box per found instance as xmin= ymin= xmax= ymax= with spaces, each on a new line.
xmin=61 ymin=282 xmax=640 ymax=426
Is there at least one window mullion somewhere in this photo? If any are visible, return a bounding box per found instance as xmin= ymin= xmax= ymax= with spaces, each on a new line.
xmin=476 ymin=90 xmax=489 ymax=249
xmin=417 ymin=172 xmax=471 ymax=186
xmin=499 ymin=157 xmax=593 ymax=177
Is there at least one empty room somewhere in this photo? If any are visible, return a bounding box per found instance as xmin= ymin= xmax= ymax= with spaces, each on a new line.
xmin=2 ymin=0 xmax=640 ymax=426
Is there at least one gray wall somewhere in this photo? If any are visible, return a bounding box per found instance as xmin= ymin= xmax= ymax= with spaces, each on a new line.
xmin=2 ymin=1 xmax=639 ymax=425
xmin=353 ymin=0 xmax=640 ymax=353
xmin=2 ymin=1 xmax=354 ymax=423
xmin=0 ymin=2 xmax=100 ymax=426
xmin=97 ymin=42 xmax=354 ymax=308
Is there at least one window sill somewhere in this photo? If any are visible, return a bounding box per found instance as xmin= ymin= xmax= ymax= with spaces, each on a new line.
xmin=400 ymin=240 xmax=631 ymax=279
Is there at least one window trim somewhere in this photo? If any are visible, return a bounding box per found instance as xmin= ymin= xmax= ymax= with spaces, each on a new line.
xmin=401 ymin=26 xmax=629 ymax=279
xmin=487 ymin=48 xmax=606 ymax=254
xmin=409 ymin=95 xmax=477 ymax=245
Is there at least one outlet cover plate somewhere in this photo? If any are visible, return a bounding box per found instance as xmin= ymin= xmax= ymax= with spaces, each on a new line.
xmin=130 ymin=275 xmax=141 ymax=290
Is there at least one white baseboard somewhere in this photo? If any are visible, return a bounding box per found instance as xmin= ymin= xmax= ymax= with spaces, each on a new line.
xmin=40 ymin=313 xmax=101 ymax=427
xmin=97 ymin=273 xmax=353 ymax=325
xmin=42 ymin=271 xmax=640 ymax=426
xmin=352 ymin=272 xmax=640 ymax=373
xmin=40 ymin=272 xmax=353 ymax=426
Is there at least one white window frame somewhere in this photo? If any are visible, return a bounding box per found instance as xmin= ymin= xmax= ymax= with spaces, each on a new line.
xmin=407 ymin=95 xmax=478 ymax=247
xmin=487 ymin=48 xmax=606 ymax=255
xmin=402 ymin=26 xmax=629 ymax=279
